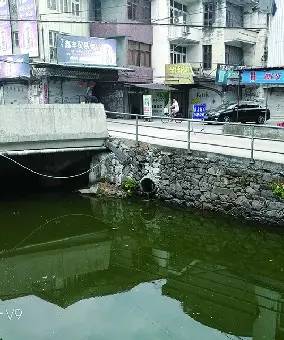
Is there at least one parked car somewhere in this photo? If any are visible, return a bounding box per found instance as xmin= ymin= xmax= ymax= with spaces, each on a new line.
xmin=204 ymin=102 xmax=270 ymax=124
xmin=277 ymin=122 xmax=284 ymax=128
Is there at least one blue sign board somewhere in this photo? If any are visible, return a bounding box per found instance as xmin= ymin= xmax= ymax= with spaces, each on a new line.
xmin=241 ymin=69 xmax=284 ymax=85
xmin=57 ymin=34 xmax=117 ymax=67
xmin=0 ymin=54 xmax=30 ymax=79
xmin=193 ymin=104 xmax=206 ymax=119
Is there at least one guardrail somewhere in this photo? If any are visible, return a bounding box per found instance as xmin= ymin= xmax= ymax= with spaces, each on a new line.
xmin=106 ymin=111 xmax=284 ymax=164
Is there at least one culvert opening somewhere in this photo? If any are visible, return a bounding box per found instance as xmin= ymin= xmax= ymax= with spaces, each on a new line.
xmin=140 ymin=177 xmax=156 ymax=194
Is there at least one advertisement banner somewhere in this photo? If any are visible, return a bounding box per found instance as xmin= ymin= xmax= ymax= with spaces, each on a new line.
xmin=216 ymin=64 xmax=240 ymax=85
xmin=143 ymin=95 xmax=152 ymax=117
xmin=17 ymin=0 xmax=39 ymax=57
xmin=57 ymin=34 xmax=117 ymax=66
xmin=0 ymin=0 xmax=12 ymax=55
xmin=0 ymin=54 xmax=30 ymax=79
xmin=165 ymin=64 xmax=194 ymax=85
xmin=241 ymin=69 xmax=284 ymax=85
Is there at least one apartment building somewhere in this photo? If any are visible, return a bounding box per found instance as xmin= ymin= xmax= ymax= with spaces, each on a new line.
xmin=91 ymin=0 xmax=154 ymax=113
xmin=151 ymin=0 xmax=269 ymax=116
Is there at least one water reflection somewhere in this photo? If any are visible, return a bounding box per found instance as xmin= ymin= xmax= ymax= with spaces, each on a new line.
xmin=0 ymin=194 xmax=283 ymax=339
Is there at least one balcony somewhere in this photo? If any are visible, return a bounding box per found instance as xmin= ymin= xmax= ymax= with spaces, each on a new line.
xmin=224 ymin=28 xmax=258 ymax=46
xmin=169 ymin=25 xmax=201 ymax=44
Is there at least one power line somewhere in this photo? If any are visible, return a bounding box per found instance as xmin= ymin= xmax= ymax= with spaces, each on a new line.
xmin=0 ymin=18 xmax=268 ymax=30
xmin=0 ymin=153 xmax=99 ymax=179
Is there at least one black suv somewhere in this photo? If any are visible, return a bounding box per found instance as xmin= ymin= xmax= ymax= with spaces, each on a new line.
xmin=204 ymin=102 xmax=270 ymax=124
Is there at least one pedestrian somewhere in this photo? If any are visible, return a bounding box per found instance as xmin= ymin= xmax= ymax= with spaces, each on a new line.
xmin=85 ymin=86 xmax=99 ymax=103
xmin=170 ymin=99 xmax=180 ymax=117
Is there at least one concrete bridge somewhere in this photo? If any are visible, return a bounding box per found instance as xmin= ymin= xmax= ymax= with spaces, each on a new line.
xmin=0 ymin=104 xmax=108 ymax=155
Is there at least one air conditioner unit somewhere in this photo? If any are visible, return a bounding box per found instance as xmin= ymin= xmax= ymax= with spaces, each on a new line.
xmin=173 ymin=15 xmax=184 ymax=24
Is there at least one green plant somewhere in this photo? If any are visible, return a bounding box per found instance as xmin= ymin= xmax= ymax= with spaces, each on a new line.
xmin=271 ymin=182 xmax=284 ymax=199
xmin=121 ymin=177 xmax=138 ymax=196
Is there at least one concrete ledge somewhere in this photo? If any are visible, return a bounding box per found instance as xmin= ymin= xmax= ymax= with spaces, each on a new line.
xmin=223 ymin=124 xmax=284 ymax=141
xmin=0 ymin=104 xmax=108 ymax=151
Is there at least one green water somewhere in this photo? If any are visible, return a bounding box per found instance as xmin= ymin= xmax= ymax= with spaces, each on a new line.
xmin=0 ymin=193 xmax=283 ymax=340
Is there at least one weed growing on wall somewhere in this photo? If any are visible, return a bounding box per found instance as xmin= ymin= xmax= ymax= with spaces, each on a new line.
xmin=272 ymin=182 xmax=284 ymax=199
xmin=121 ymin=177 xmax=138 ymax=196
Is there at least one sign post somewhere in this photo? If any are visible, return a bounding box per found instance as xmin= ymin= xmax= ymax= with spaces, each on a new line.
xmin=143 ymin=95 xmax=153 ymax=120
xmin=193 ymin=104 xmax=206 ymax=120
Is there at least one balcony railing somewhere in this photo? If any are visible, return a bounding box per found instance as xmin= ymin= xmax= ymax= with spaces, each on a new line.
xmin=224 ymin=28 xmax=258 ymax=45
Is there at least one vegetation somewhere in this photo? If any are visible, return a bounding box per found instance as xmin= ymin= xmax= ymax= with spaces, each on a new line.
xmin=271 ymin=182 xmax=284 ymax=199
xmin=121 ymin=177 xmax=138 ymax=196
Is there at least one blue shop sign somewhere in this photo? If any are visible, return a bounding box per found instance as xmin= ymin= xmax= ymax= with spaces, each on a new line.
xmin=193 ymin=104 xmax=206 ymax=119
xmin=242 ymin=69 xmax=284 ymax=85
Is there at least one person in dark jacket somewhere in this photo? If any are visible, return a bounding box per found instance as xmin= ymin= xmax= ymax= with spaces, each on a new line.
xmin=85 ymin=86 xmax=99 ymax=103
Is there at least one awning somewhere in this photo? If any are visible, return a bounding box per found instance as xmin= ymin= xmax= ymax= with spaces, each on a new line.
xmin=32 ymin=61 xmax=133 ymax=72
xmin=132 ymin=83 xmax=177 ymax=91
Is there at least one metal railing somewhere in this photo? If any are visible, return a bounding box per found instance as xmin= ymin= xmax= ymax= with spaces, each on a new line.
xmin=106 ymin=111 xmax=284 ymax=164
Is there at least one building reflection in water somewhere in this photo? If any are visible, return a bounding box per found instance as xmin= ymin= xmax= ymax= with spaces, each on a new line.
xmin=0 ymin=196 xmax=283 ymax=339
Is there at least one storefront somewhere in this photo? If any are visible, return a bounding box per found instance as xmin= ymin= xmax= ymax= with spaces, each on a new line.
xmin=241 ymin=67 xmax=284 ymax=121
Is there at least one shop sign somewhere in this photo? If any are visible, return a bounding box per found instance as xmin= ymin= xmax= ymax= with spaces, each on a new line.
xmin=57 ymin=34 xmax=117 ymax=67
xmin=165 ymin=64 xmax=194 ymax=85
xmin=216 ymin=64 xmax=240 ymax=85
xmin=193 ymin=104 xmax=206 ymax=120
xmin=143 ymin=95 xmax=152 ymax=117
xmin=0 ymin=0 xmax=12 ymax=55
xmin=0 ymin=54 xmax=30 ymax=79
xmin=241 ymin=68 xmax=284 ymax=85
xmin=17 ymin=0 xmax=39 ymax=57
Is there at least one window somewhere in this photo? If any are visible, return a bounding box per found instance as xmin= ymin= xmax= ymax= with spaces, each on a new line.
xmin=203 ymin=45 xmax=212 ymax=69
xmin=204 ymin=2 xmax=215 ymax=26
xmin=128 ymin=0 xmax=138 ymax=20
xmin=47 ymin=0 xmax=58 ymax=11
xmin=226 ymin=3 xmax=243 ymax=27
xmin=128 ymin=0 xmax=151 ymax=22
xmin=71 ymin=0 xmax=80 ymax=16
xmin=128 ymin=41 xmax=151 ymax=67
xmin=170 ymin=0 xmax=188 ymax=24
xmin=170 ymin=44 xmax=187 ymax=64
xmin=13 ymin=31 xmax=19 ymax=48
xmin=94 ymin=0 xmax=102 ymax=21
xmin=49 ymin=31 xmax=58 ymax=61
xmin=225 ymin=45 xmax=243 ymax=65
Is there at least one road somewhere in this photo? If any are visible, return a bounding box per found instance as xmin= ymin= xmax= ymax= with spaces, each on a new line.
xmin=107 ymin=118 xmax=284 ymax=164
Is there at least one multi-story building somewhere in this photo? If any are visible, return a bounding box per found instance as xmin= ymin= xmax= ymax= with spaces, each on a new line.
xmin=1 ymin=0 xmax=126 ymax=107
xmin=91 ymin=0 xmax=154 ymax=113
xmin=151 ymin=0 xmax=269 ymax=116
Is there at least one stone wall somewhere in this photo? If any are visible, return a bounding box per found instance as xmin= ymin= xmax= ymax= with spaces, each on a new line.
xmin=94 ymin=138 xmax=284 ymax=226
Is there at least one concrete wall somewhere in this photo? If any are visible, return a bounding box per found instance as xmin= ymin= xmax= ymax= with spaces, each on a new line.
xmin=152 ymin=0 xmax=170 ymax=83
xmin=100 ymin=139 xmax=284 ymax=226
xmin=268 ymin=0 xmax=284 ymax=67
xmin=0 ymin=104 xmax=108 ymax=151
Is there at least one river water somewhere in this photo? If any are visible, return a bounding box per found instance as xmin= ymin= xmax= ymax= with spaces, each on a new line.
xmin=0 ymin=193 xmax=283 ymax=340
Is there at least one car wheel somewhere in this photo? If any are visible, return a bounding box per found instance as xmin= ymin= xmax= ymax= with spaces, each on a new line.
xmin=256 ymin=115 xmax=265 ymax=124
xmin=222 ymin=115 xmax=232 ymax=123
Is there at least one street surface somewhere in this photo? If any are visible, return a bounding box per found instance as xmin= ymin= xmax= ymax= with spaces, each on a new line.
xmin=107 ymin=118 xmax=284 ymax=164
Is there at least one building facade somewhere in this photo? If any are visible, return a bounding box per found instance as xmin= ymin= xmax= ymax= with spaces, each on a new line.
xmin=151 ymin=0 xmax=269 ymax=117
xmin=1 ymin=0 xmax=124 ymax=107
xmin=266 ymin=0 xmax=284 ymax=121
xmin=90 ymin=0 xmax=154 ymax=114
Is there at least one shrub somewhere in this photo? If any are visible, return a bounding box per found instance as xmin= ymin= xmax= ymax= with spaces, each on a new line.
xmin=271 ymin=182 xmax=284 ymax=199
xmin=121 ymin=177 xmax=138 ymax=196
